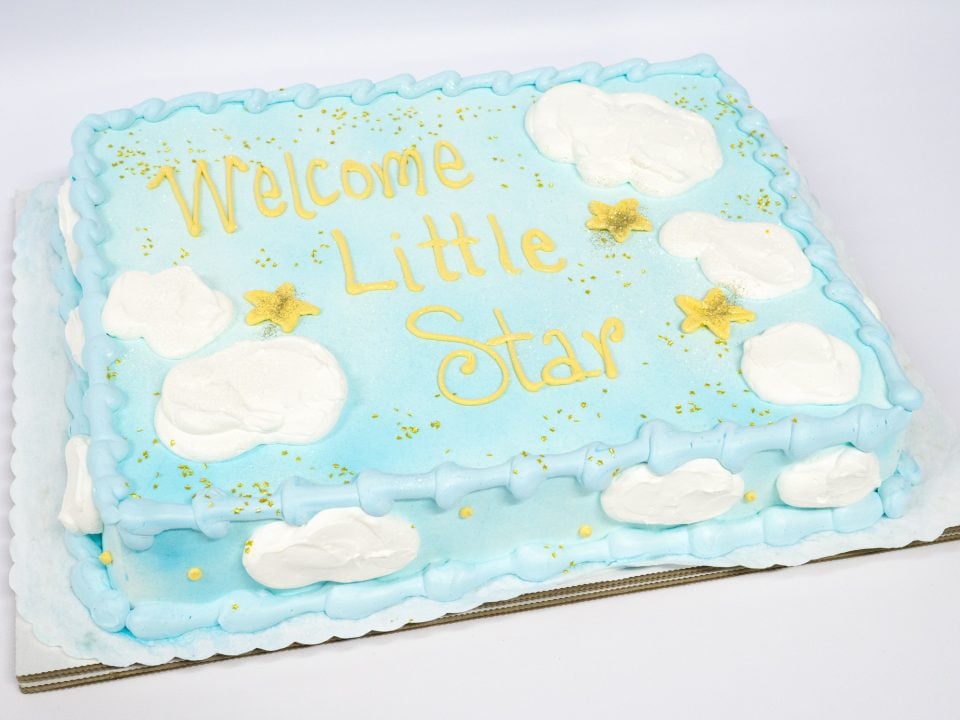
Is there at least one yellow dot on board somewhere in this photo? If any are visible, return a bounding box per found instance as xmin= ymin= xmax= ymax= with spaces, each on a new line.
xmin=578 ymin=524 xmax=593 ymax=538
xmin=98 ymin=551 xmax=113 ymax=565
xmin=186 ymin=567 xmax=203 ymax=581
xmin=743 ymin=490 xmax=757 ymax=503
xmin=459 ymin=506 xmax=473 ymax=519
xmin=390 ymin=231 xmax=400 ymax=240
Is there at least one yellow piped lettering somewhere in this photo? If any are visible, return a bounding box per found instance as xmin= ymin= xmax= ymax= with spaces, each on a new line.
xmin=541 ymin=330 xmax=599 ymax=386
xmin=487 ymin=308 xmax=544 ymax=393
xmin=371 ymin=147 xmax=427 ymax=198
xmin=147 ymin=156 xmax=249 ymax=236
xmin=253 ymin=164 xmax=287 ymax=218
xmin=283 ymin=153 xmax=316 ymax=220
xmin=582 ymin=317 xmax=625 ymax=379
xmin=521 ymin=228 xmax=566 ymax=273
xmin=332 ymin=228 xmax=398 ymax=295
xmin=305 ymin=159 xmax=340 ymax=206
xmin=341 ymin=160 xmax=374 ymax=200
xmin=419 ymin=215 xmax=460 ymax=282
xmin=392 ymin=233 xmax=425 ymax=292
xmin=406 ymin=306 xmax=509 ymax=407
xmin=434 ymin=140 xmax=473 ymax=190
xmin=487 ymin=213 xmax=522 ymax=275
xmin=449 ymin=213 xmax=485 ymax=277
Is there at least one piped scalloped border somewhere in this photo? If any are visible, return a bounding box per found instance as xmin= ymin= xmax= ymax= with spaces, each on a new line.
xmin=62 ymin=54 xmax=923 ymax=640
xmin=116 ymin=405 xmax=913 ymax=549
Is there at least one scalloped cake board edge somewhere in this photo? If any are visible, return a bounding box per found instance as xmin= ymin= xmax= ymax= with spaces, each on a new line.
xmin=15 ymin=530 xmax=960 ymax=694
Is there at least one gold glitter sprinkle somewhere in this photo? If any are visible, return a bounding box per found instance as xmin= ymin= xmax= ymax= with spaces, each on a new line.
xmin=578 ymin=524 xmax=593 ymax=538
xmin=98 ymin=551 xmax=113 ymax=565
xmin=244 ymin=282 xmax=320 ymax=333
xmin=743 ymin=490 xmax=758 ymax=503
xmin=675 ymin=288 xmax=756 ymax=340
xmin=585 ymin=199 xmax=653 ymax=243
xmin=186 ymin=567 xmax=203 ymax=581
xmin=459 ymin=506 xmax=474 ymax=519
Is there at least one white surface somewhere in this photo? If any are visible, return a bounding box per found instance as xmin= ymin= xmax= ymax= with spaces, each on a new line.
xmin=741 ymin=322 xmax=862 ymax=405
xmin=1 ymin=0 xmax=958 ymax=717
xmin=156 ymin=337 xmax=348 ymax=462
xmin=58 ymin=435 xmax=100 ymax=534
xmin=64 ymin=307 xmax=84 ymax=369
xmin=243 ymin=507 xmax=421 ymax=588
xmin=524 ymin=84 xmax=722 ymax=196
xmin=600 ymin=458 xmax=744 ymax=524
xmin=101 ymin=266 xmax=234 ymax=359
xmin=658 ymin=211 xmax=813 ymax=299
xmin=777 ymin=447 xmax=882 ymax=509
xmin=56 ymin=180 xmax=80 ymax=275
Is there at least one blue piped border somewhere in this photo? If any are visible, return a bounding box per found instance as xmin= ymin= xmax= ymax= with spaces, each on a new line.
xmin=115 ymin=406 xmax=913 ymax=549
xmin=63 ymin=54 xmax=922 ymax=637
xmin=78 ymin=454 xmax=921 ymax=640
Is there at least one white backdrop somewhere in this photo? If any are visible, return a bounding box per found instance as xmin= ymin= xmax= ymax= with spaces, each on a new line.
xmin=1 ymin=1 xmax=958 ymax=717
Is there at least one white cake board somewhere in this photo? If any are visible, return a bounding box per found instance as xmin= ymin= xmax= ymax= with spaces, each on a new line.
xmin=10 ymin=182 xmax=960 ymax=691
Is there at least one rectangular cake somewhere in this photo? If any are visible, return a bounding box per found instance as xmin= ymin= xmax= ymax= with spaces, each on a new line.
xmin=49 ymin=54 xmax=922 ymax=645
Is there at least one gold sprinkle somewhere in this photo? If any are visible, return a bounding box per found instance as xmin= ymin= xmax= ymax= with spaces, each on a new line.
xmin=578 ymin=524 xmax=593 ymax=538
xmin=459 ymin=506 xmax=474 ymax=519
xmin=186 ymin=567 xmax=203 ymax=581
xmin=98 ymin=550 xmax=113 ymax=565
xmin=743 ymin=490 xmax=758 ymax=503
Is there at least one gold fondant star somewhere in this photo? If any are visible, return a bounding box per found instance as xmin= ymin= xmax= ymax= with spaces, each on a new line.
xmin=675 ymin=288 xmax=756 ymax=341
xmin=585 ymin=199 xmax=653 ymax=243
xmin=244 ymin=282 xmax=320 ymax=333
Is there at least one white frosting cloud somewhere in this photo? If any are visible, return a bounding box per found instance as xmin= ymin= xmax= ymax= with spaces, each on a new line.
xmin=102 ymin=266 xmax=233 ymax=359
xmin=57 ymin=180 xmax=82 ymax=275
xmin=741 ymin=322 xmax=861 ymax=405
xmin=777 ymin=447 xmax=881 ymax=508
xmin=156 ymin=337 xmax=348 ymax=462
xmin=659 ymin=212 xmax=812 ymax=299
xmin=242 ymin=507 xmax=419 ymax=588
xmin=58 ymin=435 xmax=102 ymax=534
xmin=65 ymin=307 xmax=85 ymax=369
xmin=525 ymin=84 xmax=722 ymax=197
xmin=600 ymin=458 xmax=744 ymax=525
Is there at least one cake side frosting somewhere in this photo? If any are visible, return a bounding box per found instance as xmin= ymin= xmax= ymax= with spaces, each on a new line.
xmin=55 ymin=55 xmax=923 ymax=641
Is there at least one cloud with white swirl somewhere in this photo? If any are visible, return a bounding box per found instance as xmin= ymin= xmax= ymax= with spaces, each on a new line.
xmin=777 ymin=447 xmax=881 ymax=508
xmin=741 ymin=322 xmax=861 ymax=405
xmin=525 ymin=84 xmax=723 ymax=197
xmin=102 ymin=266 xmax=233 ymax=358
xmin=243 ymin=508 xmax=419 ymax=588
xmin=601 ymin=458 xmax=744 ymax=525
xmin=155 ymin=337 xmax=348 ymax=462
xmin=659 ymin=212 xmax=812 ymax=299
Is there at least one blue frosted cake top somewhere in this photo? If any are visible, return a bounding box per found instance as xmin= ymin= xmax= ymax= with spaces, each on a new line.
xmin=57 ymin=55 xmax=921 ymax=640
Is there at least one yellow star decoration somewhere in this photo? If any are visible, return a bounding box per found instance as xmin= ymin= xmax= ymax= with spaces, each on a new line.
xmin=244 ymin=282 xmax=320 ymax=333
xmin=675 ymin=288 xmax=756 ymax=341
xmin=585 ymin=199 xmax=653 ymax=243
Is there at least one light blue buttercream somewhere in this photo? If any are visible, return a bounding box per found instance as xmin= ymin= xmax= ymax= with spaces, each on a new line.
xmin=58 ymin=55 xmax=924 ymax=639
xmin=121 ymin=474 xmax=905 ymax=640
